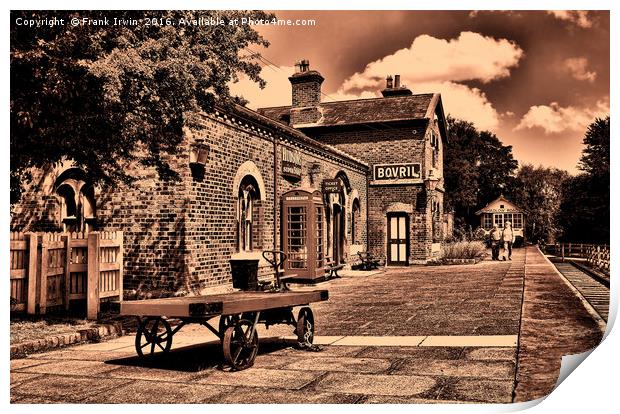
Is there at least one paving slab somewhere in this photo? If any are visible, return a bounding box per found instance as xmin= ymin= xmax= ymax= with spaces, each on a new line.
xmin=82 ymin=380 xmax=227 ymax=403
xmin=10 ymin=372 xmax=43 ymax=388
xmin=29 ymin=348 xmax=137 ymax=362
xmin=463 ymin=347 xmax=517 ymax=361
xmin=10 ymin=375 xmax=132 ymax=403
xmin=10 ymin=358 xmax=54 ymax=370
xmin=16 ymin=359 xmax=119 ymax=376
xmin=194 ymin=368 xmax=322 ymax=390
xmin=317 ymin=372 xmax=437 ymax=397
xmin=438 ymin=378 xmax=514 ymax=403
xmin=355 ymin=346 xmax=464 ymax=360
xmin=395 ymin=359 xmax=515 ymax=380
xmin=331 ymin=335 xmax=426 ymax=346
xmin=420 ymin=335 xmax=518 ymax=347
xmin=283 ymin=356 xmax=392 ymax=373
xmin=104 ymin=364 xmax=203 ymax=382
xmin=212 ymin=389 xmax=362 ymax=404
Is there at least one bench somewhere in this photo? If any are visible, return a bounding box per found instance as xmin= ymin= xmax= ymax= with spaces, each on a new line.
xmin=357 ymin=251 xmax=381 ymax=270
xmin=324 ymin=257 xmax=344 ymax=278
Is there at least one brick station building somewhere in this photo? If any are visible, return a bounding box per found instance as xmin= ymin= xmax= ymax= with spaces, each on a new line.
xmin=11 ymin=60 xmax=448 ymax=296
xmin=259 ymin=63 xmax=448 ymax=265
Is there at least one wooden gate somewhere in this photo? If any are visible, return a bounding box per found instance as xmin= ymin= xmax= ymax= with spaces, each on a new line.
xmin=9 ymin=231 xmax=124 ymax=319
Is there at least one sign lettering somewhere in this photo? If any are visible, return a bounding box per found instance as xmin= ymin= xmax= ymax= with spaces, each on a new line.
xmin=281 ymin=147 xmax=302 ymax=180
xmin=374 ymin=163 xmax=421 ymax=181
xmin=322 ymin=179 xmax=342 ymax=194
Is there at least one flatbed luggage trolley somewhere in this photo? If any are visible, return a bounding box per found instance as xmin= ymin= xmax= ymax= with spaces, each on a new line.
xmin=119 ymin=251 xmax=328 ymax=371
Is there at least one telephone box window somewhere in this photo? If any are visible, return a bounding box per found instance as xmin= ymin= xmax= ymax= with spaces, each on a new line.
xmin=282 ymin=189 xmax=325 ymax=281
xmin=287 ymin=206 xmax=307 ymax=269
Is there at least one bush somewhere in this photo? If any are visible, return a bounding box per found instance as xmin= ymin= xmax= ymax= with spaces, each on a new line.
xmin=441 ymin=241 xmax=487 ymax=260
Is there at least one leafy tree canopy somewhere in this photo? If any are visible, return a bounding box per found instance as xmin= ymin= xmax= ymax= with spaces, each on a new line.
xmin=444 ymin=117 xmax=518 ymax=225
xmin=579 ymin=116 xmax=610 ymax=178
xmin=513 ymin=164 xmax=569 ymax=243
xmin=11 ymin=10 xmax=274 ymax=203
xmin=558 ymin=115 xmax=610 ymax=243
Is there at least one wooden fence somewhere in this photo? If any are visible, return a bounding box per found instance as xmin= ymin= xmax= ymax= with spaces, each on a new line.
xmin=544 ymin=242 xmax=610 ymax=274
xmin=9 ymin=231 xmax=123 ymax=319
xmin=585 ymin=245 xmax=610 ymax=274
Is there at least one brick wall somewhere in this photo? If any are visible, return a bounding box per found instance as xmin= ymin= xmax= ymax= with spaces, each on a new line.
xmin=11 ymin=109 xmax=368 ymax=295
xmin=304 ymin=122 xmax=443 ymax=263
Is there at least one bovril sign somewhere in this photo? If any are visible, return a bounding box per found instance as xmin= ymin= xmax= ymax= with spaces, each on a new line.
xmin=373 ymin=163 xmax=421 ymax=182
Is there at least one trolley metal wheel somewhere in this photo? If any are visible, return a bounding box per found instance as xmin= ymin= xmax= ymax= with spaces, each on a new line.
xmin=218 ymin=314 xmax=240 ymax=340
xmin=222 ymin=319 xmax=259 ymax=371
xmin=296 ymin=307 xmax=315 ymax=346
xmin=135 ymin=316 xmax=173 ymax=358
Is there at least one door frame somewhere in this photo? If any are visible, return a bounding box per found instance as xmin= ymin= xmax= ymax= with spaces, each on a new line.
xmin=387 ymin=212 xmax=410 ymax=266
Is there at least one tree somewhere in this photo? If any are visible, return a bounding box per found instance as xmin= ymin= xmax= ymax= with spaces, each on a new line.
xmin=11 ymin=10 xmax=274 ymax=203
xmin=444 ymin=117 xmax=518 ymax=226
xmin=558 ymin=116 xmax=610 ymax=243
xmin=579 ymin=116 xmax=610 ymax=177
xmin=513 ymin=164 xmax=569 ymax=243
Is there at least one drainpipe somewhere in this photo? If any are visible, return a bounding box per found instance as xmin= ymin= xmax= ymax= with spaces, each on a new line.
xmin=273 ymin=135 xmax=278 ymax=252
xmin=366 ymin=168 xmax=370 ymax=254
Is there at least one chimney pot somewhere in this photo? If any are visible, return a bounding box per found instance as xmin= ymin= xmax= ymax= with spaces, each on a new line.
xmin=386 ymin=75 xmax=393 ymax=89
xmin=394 ymin=75 xmax=401 ymax=88
xmin=300 ymin=59 xmax=310 ymax=72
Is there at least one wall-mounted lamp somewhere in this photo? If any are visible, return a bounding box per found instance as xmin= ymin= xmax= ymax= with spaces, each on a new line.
xmin=309 ymin=162 xmax=321 ymax=185
xmin=425 ymin=170 xmax=440 ymax=192
xmin=190 ymin=143 xmax=210 ymax=166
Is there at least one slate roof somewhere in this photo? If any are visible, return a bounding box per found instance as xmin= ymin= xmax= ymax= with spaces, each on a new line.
xmin=475 ymin=195 xmax=523 ymax=215
xmin=257 ymin=93 xmax=436 ymax=127
xmin=225 ymin=104 xmax=369 ymax=169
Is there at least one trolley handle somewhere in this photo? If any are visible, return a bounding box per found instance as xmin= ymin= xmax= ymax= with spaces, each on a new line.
xmin=262 ymin=250 xmax=287 ymax=270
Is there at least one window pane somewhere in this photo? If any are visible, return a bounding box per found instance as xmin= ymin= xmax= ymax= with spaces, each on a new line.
xmin=391 ymin=244 xmax=398 ymax=261
xmin=287 ymin=206 xmax=307 ymax=269
xmin=390 ymin=217 xmax=398 ymax=239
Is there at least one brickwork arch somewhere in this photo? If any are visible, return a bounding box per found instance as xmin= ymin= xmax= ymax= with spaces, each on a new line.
xmin=385 ymin=202 xmax=414 ymax=214
xmin=232 ymin=160 xmax=266 ymax=201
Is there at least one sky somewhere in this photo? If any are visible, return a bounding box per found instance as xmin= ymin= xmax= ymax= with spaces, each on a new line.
xmin=229 ymin=10 xmax=610 ymax=174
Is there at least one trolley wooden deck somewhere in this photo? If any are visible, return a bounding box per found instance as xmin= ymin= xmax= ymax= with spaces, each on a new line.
xmin=118 ymin=289 xmax=328 ymax=370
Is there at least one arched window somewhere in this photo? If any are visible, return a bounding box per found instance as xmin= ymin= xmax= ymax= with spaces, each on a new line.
xmin=237 ymin=176 xmax=259 ymax=252
xmin=54 ymin=168 xmax=96 ymax=232
xmin=351 ymin=198 xmax=361 ymax=244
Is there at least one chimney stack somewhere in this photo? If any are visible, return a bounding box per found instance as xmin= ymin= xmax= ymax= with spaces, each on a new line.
xmin=381 ymin=73 xmax=413 ymax=97
xmin=289 ymin=59 xmax=324 ymax=125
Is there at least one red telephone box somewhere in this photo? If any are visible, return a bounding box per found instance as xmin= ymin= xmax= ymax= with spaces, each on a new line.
xmin=282 ymin=189 xmax=325 ymax=281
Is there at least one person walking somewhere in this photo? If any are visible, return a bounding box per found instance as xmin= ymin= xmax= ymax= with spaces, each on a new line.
xmin=501 ymin=221 xmax=515 ymax=260
xmin=489 ymin=224 xmax=502 ymax=260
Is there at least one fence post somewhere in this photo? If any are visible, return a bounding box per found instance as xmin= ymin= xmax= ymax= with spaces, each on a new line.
xmin=26 ymin=233 xmax=38 ymax=315
xmin=87 ymin=232 xmax=100 ymax=320
xmin=64 ymin=234 xmax=71 ymax=311
xmin=39 ymin=234 xmax=48 ymax=315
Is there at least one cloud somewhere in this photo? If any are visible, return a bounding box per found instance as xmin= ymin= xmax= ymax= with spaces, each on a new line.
xmin=547 ymin=11 xmax=593 ymax=28
xmin=229 ymin=65 xmax=295 ymax=109
xmin=515 ymin=100 xmax=609 ymax=134
xmin=340 ymin=31 xmax=524 ymax=92
xmin=563 ymin=57 xmax=597 ymax=82
xmin=417 ymin=82 xmax=500 ymax=131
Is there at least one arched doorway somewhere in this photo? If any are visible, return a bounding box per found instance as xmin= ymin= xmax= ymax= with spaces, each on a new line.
xmin=331 ymin=203 xmax=346 ymax=264
xmin=326 ymin=171 xmax=349 ymax=265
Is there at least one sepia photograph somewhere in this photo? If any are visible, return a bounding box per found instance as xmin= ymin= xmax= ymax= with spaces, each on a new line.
xmin=7 ymin=5 xmax=613 ymax=407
